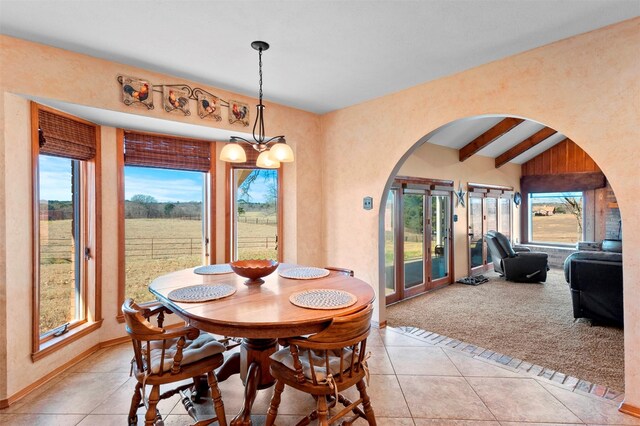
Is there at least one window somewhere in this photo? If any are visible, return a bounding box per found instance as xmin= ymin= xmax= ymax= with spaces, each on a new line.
xmin=118 ymin=131 xmax=214 ymax=309
xmin=32 ymin=103 xmax=101 ymax=358
xmin=227 ymin=148 xmax=283 ymax=262
xmin=498 ymin=197 xmax=511 ymax=239
xmin=529 ymin=192 xmax=583 ymax=244
xmin=467 ymin=184 xmax=513 ymax=274
xmin=385 ymin=177 xmax=454 ymax=305
xmin=384 ymin=190 xmax=396 ymax=298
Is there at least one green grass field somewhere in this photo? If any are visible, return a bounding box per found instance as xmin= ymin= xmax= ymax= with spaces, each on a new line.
xmin=40 ymin=216 xmax=278 ymax=332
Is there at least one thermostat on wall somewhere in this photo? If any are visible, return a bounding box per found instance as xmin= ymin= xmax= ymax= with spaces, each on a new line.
xmin=363 ymin=196 xmax=373 ymax=210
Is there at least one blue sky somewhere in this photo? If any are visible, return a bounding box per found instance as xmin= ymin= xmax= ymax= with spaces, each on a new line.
xmin=39 ymin=155 xmax=275 ymax=203
xmin=237 ymin=169 xmax=277 ymax=203
xmin=530 ymin=192 xmax=582 ymax=204
xmin=125 ymin=166 xmax=203 ymax=202
xmin=39 ymin=155 xmax=73 ymax=201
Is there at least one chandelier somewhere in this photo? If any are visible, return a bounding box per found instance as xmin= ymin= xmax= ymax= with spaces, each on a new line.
xmin=220 ymin=41 xmax=294 ymax=168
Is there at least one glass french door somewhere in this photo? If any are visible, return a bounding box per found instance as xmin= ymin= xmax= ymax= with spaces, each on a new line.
xmin=468 ymin=197 xmax=484 ymax=272
xmin=385 ymin=186 xmax=452 ymax=304
xmin=431 ymin=194 xmax=450 ymax=282
xmin=403 ymin=191 xmax=425 ymax=293
xmin=468 ymin=195 xmax=502 ymax=274
xmin=485 ymin=197 xmax=497 ymax=265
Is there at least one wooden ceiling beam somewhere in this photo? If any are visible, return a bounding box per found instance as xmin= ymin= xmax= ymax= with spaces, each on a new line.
xmin=458 ymin=117 xmax=524 ymax=162
xmin=495 ymin=127 xmax=559 ymax=168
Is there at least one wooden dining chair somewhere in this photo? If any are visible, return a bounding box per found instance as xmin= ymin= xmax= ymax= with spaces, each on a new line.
xmin=266 ymin=305 xmax=376 ymax=426
xmin=325 ymin=266 xmax=354 ymax=277
xmin=122 ymin=299 xmax=228 ymax=426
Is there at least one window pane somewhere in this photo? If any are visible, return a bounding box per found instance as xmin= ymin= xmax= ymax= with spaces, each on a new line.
xmin=125 ymin=166 xmax=205 ymax=303
xmin=469 ymin=197 xmax=483 ymax=268
xmin=233 ymin=169 xmax=278 ymax=260
xmin=404 ymin=193 xmax=424 ymax=289
xmin=485 ymin=197 xmax=497 ymax=264
xmin=39 ymin=155 xmax=80 ymax=335
xmin=498 ymin=198 xmax=511 ymax=239
xmin=530 ymin=192 xmax=583 ymax=243
xmin=384 ymin=190 xmax=396 ymax=295
xmin=431 ymin=195 xmax=449 ymax=280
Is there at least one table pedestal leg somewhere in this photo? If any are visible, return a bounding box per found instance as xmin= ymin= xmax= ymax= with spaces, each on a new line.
xmin=231 ymin=338 xmax=278 ymax=426
xmin=216 ymin=351 xmax=241 ymax=383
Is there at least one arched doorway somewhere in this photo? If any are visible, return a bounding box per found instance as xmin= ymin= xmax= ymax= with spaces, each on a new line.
xmin=378 ymin=114 xmax=625 ymax=390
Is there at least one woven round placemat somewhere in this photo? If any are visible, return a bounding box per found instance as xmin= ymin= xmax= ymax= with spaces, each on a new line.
xmin=289 ymin=289 xmax=357 ymax=310
xmin=193 ymin=264 xmax=234 ymax=275
xmin=279 ymin=267 xmax=330 ymax=280
xmin=168 ymin=283 xmax=236 ymax=303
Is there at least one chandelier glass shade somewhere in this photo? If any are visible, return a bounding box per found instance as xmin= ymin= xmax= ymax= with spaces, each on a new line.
xmin=221 ymin=41 xmax=294 ymax=166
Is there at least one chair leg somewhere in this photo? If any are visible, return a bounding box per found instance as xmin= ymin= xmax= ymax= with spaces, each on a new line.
xmin=265 ymin=380 xmax=285 ymax=426
xmin=316 ymin=394 xmax=329 ymax=426
xmin=128 ymin=381 xmax=143 ymax=425
xmin=356 ymin=378 xmax=376 ymax=425
xmin=207 ymin=371 xmax=227 ymax=426
xmin=145 ymin=384 xmax=161 ymax=426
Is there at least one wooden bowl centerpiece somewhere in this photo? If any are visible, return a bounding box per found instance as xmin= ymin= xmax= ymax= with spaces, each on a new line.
xmin=230 ymin=259 xmax=279 ymax=285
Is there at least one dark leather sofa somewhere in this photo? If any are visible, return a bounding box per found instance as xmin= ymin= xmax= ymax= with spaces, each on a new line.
xmin=563 ymin=240 xmax=623 ymax=326
xmin=485 ymin=230 xmax=549 ymax=283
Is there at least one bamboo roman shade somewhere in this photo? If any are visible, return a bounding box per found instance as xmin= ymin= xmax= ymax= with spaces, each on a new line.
xmin=38 ymin=109 xmax=97 ymax=161
xmin=124 ymin=131 xmax=211 ymax=172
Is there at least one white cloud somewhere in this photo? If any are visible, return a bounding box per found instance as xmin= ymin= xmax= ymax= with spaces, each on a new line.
xmin=125 ymin=176 xmax=203 ymax=202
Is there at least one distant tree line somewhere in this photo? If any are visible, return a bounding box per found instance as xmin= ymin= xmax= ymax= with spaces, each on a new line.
xmin=40 ymin=195 xmax=203 ymax=220
xmin=126 ymin=194 xmax=202 ymax=219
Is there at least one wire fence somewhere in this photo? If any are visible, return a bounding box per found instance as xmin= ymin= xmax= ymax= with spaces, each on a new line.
xmin=41 ymin=236 xmax=278 ymax=261
xmin=237 ymin=216 xmax=277 ymax=225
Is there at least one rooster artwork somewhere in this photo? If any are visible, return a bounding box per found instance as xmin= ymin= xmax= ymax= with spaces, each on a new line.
xmin=196 ymin=92 xmax=222 ymax=121
xmin=118 ymin=75 xmax=154 ymax=109
xmin=228 ymin=100 xmax=250 ymax=126
xmin=162 ymin=86 xmax=191 ymax=116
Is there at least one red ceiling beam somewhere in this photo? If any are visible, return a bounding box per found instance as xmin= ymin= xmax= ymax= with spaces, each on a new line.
xmin=458 ymin=117 xmax=524 ymax=162
xmin=495 ymin=127 xmax=558 ymax=168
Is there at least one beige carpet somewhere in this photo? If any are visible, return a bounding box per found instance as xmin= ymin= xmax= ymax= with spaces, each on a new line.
xmin=387 ymin=268 xmax=625 ymax=391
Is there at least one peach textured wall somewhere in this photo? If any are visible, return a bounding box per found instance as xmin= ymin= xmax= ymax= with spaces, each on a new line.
xmin=0 ymin=18 xmax=639 ymax=411
xmin=398 ymin=142 xmax=522 ymax=279
xmin=321 ymin=18 xmax=639 ymax=407
xmin=0 ymin=35 xmax=323 ymax=399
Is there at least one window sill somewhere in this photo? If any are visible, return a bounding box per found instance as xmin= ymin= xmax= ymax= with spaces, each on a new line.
xmin=522 ymin=242 xmax=577 ymax=250
xmin=32 ymin=319 xmax=103 ymax=362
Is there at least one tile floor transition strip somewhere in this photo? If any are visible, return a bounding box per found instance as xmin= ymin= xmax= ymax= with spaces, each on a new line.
xmin=395 ymin=325 xmax=623 ymax=402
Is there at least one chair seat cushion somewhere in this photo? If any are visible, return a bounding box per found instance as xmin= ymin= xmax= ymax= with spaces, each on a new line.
xmin=270 ymin=347 xmax=355 ymax=382
xmin=148 ymin=332 xmax=225 ymax=374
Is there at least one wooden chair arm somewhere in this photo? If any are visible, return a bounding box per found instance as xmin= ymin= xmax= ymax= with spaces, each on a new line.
xmin=130 ymin=326 xmax=200 ymax=342
xmin=135 ymin=301 xmax=173 ymax=327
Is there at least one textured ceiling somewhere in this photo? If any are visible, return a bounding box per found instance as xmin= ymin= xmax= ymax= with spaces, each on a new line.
xmin=4 ymin=1 xmax=635 ymax=164
xmin=1 ymin=0 xmax=638 ymax=114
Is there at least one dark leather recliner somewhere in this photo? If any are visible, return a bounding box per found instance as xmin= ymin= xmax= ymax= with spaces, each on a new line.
xmin=563 ymin=245 xmax=623 ymax=326
xmin=485 ymin=230 xmax=548 ymax=283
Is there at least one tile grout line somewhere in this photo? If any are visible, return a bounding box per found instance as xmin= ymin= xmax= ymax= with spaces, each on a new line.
xmin=379 ymin=329 xmax=421 ymax=422
xmin=531 ymin=377 xmax=590 ymax=425
xmin=441 ymin=347 xmax=501 ymax=423
xmin=392 ymin=325 xmax=623 ymax=403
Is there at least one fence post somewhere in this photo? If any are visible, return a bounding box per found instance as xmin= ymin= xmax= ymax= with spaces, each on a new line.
xmin=190 ymin=238 xmax=193 ymax=255
xmin=151 ymin=238 xmax=154 ymax=259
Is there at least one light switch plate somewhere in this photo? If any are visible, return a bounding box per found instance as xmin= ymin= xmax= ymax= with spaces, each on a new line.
xmin=363 ymin=196 xmax=373 ymax=210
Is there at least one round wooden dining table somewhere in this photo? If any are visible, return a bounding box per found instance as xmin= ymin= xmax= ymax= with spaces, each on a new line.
xmin=148 ymin=264 xmax=376 ymax=426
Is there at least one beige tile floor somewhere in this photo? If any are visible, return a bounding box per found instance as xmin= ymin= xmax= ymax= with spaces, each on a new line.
xmin=1 ymin=326 xmax=639 ymax=425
